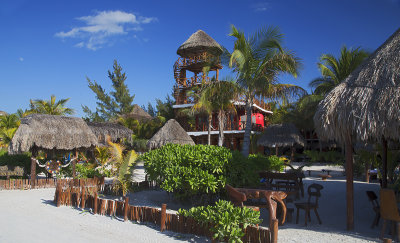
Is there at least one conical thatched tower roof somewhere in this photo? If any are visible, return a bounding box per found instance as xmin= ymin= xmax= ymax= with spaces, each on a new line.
xmin=147 ymin=119 xmax=195 ymax=149
xmin=8 ymin=114 xmax=98 ymax=154
xmin=87 ymin=122 xmax=133 ymax=146
xmin=123 ymin=104 xmax=152 ymax=122
xmin=257 ymin=123 xmax=305 ymax=147
xmin=314 ymin=28 xmax=400 ymax=143
xmin=177 ymin=30 xmax=223 ymax=57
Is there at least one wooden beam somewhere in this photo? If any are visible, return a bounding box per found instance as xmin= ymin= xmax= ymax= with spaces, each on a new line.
xmin=30 ymin=156 xmax=36 ymax=189
xmin=345 ymin=134 xmax=354 ymax=230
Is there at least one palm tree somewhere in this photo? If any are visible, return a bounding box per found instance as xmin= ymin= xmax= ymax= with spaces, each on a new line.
xmin=0 ymin=114 xmax=20 ymax=147
xmin=309 ymin=45 xmax=369 ymax=95
xmin=30 ymin=95 xmax=74 ymax=115
xmin=196 ymin=80 xmax=239 ymax=146
xmin=190 ymin=85 xmax=214 ymax=145
xmin=227 ymin=25 xmax=303 ymax=157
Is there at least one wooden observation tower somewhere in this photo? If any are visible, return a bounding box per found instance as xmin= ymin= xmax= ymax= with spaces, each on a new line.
xmin=174 ymin=30 xmax=223 ymax=105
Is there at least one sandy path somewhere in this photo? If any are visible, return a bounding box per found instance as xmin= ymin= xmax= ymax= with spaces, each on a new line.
xmin=0 ymin=189 xmax=208 ymax=243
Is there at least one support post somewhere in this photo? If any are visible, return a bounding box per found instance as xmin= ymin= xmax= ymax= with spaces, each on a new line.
xmin=56 ymin=183 xmax=62 ymax=207
xmin=382 ymin=137 xmax=388 ymax=188
xmin=291 ymin=146 xmax=295 ymax=162
xmin=160 ymin=203 xmax=167 ymax=232
xmin=345 ymin=134 xmax=354 ymax=230
xmin=94 ymin=192 xmax=98 ymax=214
xmin=30 ymin=156 xmax=36 ymax=189
xmin=270 ymin=218 xmax=278 ymax=243
xmin=124 ymin=197 xmax=129 ymax=221
xmin=275 ymin=146 xmax=279 ymax=156
xmin=81 ymin=185 xmax=85 ymax=209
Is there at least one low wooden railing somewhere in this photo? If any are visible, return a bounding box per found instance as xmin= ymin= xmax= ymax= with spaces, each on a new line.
xmin=55 ymin=184 xmax=277 ymax=243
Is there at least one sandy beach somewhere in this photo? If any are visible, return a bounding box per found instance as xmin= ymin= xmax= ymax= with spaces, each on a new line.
xmin=0 ymin=162 xmax=384 ymax=242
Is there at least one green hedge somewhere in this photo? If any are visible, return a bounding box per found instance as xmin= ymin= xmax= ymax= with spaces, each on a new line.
xmin=141 ymin=144 xmax=284 ymax=202
xmin=0 ymin=148 xmax=34 ymax=177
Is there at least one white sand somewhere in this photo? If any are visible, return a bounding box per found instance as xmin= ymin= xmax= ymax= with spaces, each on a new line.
xmin=0 ymin=189 xmax=208 ymax=243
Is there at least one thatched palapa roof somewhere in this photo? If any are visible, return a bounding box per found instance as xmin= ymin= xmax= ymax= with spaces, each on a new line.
xmin=8 ymin=114 xmax=98 ymax=154
xmin=0 ymin=111 xmax=7 ymax=116
xmin=314 ymin=28 xmax=400 ymax=143
xmin=257 ymin=123 xmax=305 ymax=147
xmin=123 ymin=104 xmax=152 ymax=122
xmin=177 ymin=30 xmax=223 ymax=57
xmin=87 ymin=122 xmax=133 ymax=145
xmin=147 ymin=119 xmax=195 ymax=149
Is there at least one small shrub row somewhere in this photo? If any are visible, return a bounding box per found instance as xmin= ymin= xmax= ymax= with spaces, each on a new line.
xmin=303 ymin=150 xmax=344 ymax=163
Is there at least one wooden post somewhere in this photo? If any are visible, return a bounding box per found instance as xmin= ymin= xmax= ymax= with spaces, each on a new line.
xmin=56 ymin=183 xmax=62 ymax=207
xmin=275 ymin=146 xmax=279 ymax=156
xmin=365 ymin=161 xmax=370 ymax=183
xmin=94 ymin=192 xmax=98 ymax=214
xmin=160 ymin=204 xmax=167 ymax=232
xmin=290 ymin=146 xmax=295 ymax=162
xmin=73 ymin=151 xmax=77 ymax=179
xmin=345 ymin=135 xmax=354 ymax=231
xmin=124 ymin=197 xmax=129 ymax=221
xmin=30 ymin=156 xmax=36 ymax=189
xmin=216 ymin=69 xmax=219 ymax=81
xmin=383 ymin=238 xmax=392 ymax=243
xmin=270 ymin=218 xmax=278 ymax=243
xmin=81 ymin=185 xmax=85 ymax=209
xmin=382 ymin=137 xmax=388 ymax=188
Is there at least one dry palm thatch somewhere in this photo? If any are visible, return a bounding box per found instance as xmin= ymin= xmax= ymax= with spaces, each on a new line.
xmin=87 ymin=122 xmax=133 ymax=145
xmin=8 ymin=114 xmax=98 ymax=154
xmin=177 ymin=30 xmax=223 ymax=57
xmin=314 ymin=28 xmax=400 ymax=144
xmin=147 ymin=119 xmax=195 ymax=149
xmin=0 ymin=111 xmax=7 ymax=116
xmin=257 ymin=123 xmax=305 ymax=148
xmin=122 ymin=104 xmax=152 ymax=122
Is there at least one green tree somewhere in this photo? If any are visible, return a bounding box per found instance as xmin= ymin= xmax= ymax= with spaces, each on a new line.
xmin=309 ymin=45 xmax=369 ymax=95
xmin=227 ymin=25 xmax=303 ymax=157
xmin=0 ymin=114 xmax=20 ymax=147
xmin=29 ymin=95 xmax=74 ymax=115
xmin=155 ymin=93 xmax=175 ymax=120
xmin=83 ymin=60 xmax=135 ymax=121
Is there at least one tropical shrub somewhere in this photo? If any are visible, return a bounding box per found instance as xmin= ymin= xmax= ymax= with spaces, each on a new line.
xmin=142 ymin=144 xmax=285 ymax=202
xmin=0 ymin=149 xmax=34 ymax=177
xmin=303 ymin=150 xmax=343 ymax=163
xmin=178 ymin=200 xmax=261 ymax=242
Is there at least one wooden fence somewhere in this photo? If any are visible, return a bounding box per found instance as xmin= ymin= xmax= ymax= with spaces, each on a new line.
xmin=55 ymin=185 xmax=277 ymax=243
xmin=0 ymin=178 xmax=100 ymax=190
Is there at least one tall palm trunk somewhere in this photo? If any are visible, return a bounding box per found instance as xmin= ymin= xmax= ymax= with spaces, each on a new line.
xmin=241 ymin=99 xmax=253 ymax=157
xmin=218 ymin=110 xmax=225 ymax=147
xmin=207 ymin=113 xmax=212 ymax=145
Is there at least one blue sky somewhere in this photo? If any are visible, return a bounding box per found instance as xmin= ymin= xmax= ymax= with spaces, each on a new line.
xmin=1 ymin=0 xmax=399 ymax=117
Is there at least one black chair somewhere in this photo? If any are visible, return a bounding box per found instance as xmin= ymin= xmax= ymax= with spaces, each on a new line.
xmin=295 ymin=183 xmax=323 ymax=226
xmin=366 ymin=190 xmax=380 ymax=228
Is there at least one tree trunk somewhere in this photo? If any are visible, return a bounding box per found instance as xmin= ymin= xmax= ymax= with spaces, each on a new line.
xmin=291 ymin=146 xmax=295 ymax=162
xmin=241 ymin=100 xmax=252 ymax=157
xmin=382 ymin=137 xmax=388 ymax=188
xmin=218 ymin=110 xmax=225 ymax=147
xmin=30 ymin=156 xmax=36 ymax=189
xmin=207 ymin=113 xmax=212 ymax=145
xmin=345 ymin=134 xmax=354 ymax=231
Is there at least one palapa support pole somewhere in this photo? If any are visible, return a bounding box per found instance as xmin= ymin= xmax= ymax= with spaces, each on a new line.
xmin=275 ymin=146 xmax=279 ymax=156
xmin=345 ymin=134 xmax=354 ymax=231
xmin=290 ymin=146 xmax=295 ymax=162
xmin=56 ymin=183 xmax=62 ymax=207
xmin=382 ymin=137 xmax=388 ymax=188
xmin=124 ymin=197 xmax=129 ymax=221
xmin=30 ymin=150 xmax=37 ymax=189
xmin=72 ymin=150 xmax=77 ymax=179
xmin=160 ymin=203 xmax=167 ymax=232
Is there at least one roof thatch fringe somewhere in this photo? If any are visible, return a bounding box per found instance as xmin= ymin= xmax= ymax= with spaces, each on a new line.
xmin=122 ymin=104 xmax=153 ymax=122
xmin=257 ymin=123 xmax=305 ymax=147
xmin=314 ymin=28 xmax=400 ymax=144
xmin=8 ymin=114 xmax=98 ymax=154
xmin=147 ymin=119 xmax=195 ymax=149
xmin=177 ymin=30 xmax=223 ymax=57
xmin=87 ymin=122 xmax=133 ymax=146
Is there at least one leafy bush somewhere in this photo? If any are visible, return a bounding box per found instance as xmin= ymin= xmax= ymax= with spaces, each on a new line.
xmin=178 ymin=200 xmax=261 ymax=243
xmin=128 ymin=138 xmax=148 ymax=152
xmin=142 ymin=144 xmax=285 ymax=202
xmin=0 ymin=149 xmax=36 ymax=177
xmin=61 ymin=162 xmax=101 ymax=178
xmin=303 ymin=150 xmax=344 ymax=163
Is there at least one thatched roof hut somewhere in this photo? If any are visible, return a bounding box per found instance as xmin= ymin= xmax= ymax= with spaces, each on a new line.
xmin=8 ymin=114 xmax=98 ymax=154
xmin=147 ymin=119 xmax=195 ymax=149
xmin=314 ymin=28 xmax=400 ymax=143
xmin=313 ymin=28 xmax=400 ymax=230
xmin=123 ymin=104 xmax=152 ymax=122
xmin=87 ymin=122 xmax=133 ymax=145
xmin=0 ymin=111 xmax=7 ymax=116
xmin=257 ymin=123 xmax=305 ymax=148
xmin=177 ymin=30 xmax=223 ymax=58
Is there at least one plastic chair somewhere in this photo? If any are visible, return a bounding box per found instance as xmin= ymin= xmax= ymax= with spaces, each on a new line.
xmin=295 ymin=183 xmax=323 ymax=226
xmin=380 ymin=189 xmax=400 ymax=240
xmin=366 ymin=191 xmax=380 ymax=228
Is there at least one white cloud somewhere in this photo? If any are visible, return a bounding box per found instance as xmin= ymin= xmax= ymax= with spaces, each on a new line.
xmin=19 ymin=57 xmax=24 ymax=62
xmin=251 ymin=2 xmax=269 ymax=12
xmin=55 ymin=10 xmax=157 ymax=50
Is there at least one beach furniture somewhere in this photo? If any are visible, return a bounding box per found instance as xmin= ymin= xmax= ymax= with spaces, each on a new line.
xmin=318 ymin=174 xmax=332 ymax=180
xmin=259 ymin=171 xmax=304 ymax=198
xmin=380 ymin=189 xmax=400 ymax=240
xmin=366 ymin=191 xmax=380 ymax=228
xmin=295 ymin=183 xmax=323 ymax=226
xmin=225 ymin=184 xmax=287 ymax=226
